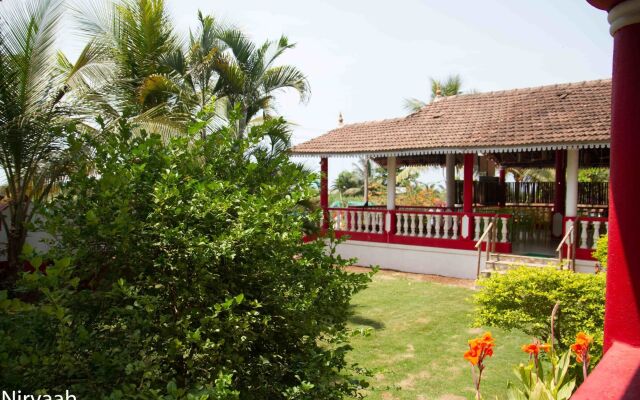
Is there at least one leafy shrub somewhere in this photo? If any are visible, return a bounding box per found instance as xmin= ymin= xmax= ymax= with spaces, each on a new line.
xmin=473 ymin=268 xmax=605 ymax=359
xmin=592 ymin=234 xmax=608 ymax=270
xmin=0 ymin=119 xmax=371 ymax=399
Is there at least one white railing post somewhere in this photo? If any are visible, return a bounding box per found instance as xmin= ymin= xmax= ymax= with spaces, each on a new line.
xmin=385 ymin=212 xmax=392 ymax=233
xmin=500 ymin=217 xmax=508 ymax=243
xmin=425 ymin=215 xmax=432 ymax=238
xmin=443 ymin=215 xmax=451 ymax=239
xmin=355 ymin=211 xmax=362 ymax=232
xmin=452 ymin=215 xmax=459 ymax=240
xmin=474 ymin=216 xmax=481 ymax=241
xmin=434 ymin=215 xmax=442 ymax=239
xmin=396 ymin=213 xmax=402 ymax=235
xmin=363 ymin=212 xmax=370 ymax=233
xmin=410 ymin=213 xmax=416 ymax=236
xmin=592 ymin=221 xmax=601 ymax=249
xmin=580 ymin=220 xmax=589 ymax=249
xmin=418 ymin=214 xmax=424 ymax=237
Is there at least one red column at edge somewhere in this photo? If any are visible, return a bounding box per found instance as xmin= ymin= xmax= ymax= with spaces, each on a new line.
xmin=320 ymin=157 xmax=329 ymax=230
xmin=498 ymin=167 xmax=506 ymax=207
xmin=553 ymin=149 xmax=566 ymax=215
xmin=463 ymin=154 xmax=474 ymax=213
xmin=603 ymin=21 xmax=640 ymax=351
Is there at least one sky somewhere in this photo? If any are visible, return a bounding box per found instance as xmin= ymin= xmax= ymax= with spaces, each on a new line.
xmin=58 ymin=0 xmax=614 ymax=186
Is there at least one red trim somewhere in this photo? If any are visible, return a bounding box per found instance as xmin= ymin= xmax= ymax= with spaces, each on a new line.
xmin=498 ymin=168 xmax=506 ymax=207
xmin=328 ymin=208 xmax=512 ymax=253
xmin=554 ymin=149 xmax=566 ymax=215
xmin=334 ymin=231 xmax=512 ymax=253
xmin=571 ymin=341 xmax=640 ymax=399
xmin=603 ymin=21 xmax=640 ymax=351
xmin=463 ymin=154 xmax=474 ymax=213
xmin=587 ymin=0 xmax=625 ymax=11
xmin=561 ymin=216 xmax=607 ymax=261
xmin=320 ymin=158 xmax=329 ymax=229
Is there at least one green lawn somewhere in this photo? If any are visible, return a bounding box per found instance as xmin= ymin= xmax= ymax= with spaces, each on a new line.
xmin=347 ymin=271 xmax=530 ymax=400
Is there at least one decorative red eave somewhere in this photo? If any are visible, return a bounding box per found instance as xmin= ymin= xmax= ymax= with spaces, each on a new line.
xmin=571 ymin=342 xmax=640 ymax=399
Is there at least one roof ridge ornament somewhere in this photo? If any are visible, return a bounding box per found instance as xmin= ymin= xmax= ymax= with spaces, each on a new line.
xmin=338 ymin=112 xmax=344 ymax=126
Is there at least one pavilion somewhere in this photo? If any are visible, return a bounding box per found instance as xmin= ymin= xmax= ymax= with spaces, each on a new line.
xmin=292 ymin=79 xmax=611 ymax=278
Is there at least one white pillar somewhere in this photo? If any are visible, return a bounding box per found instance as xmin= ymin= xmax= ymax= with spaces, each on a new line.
xmin=445 ymin=154 xmax=456 ymax=208
xmin=565 ymin=149 xmax=579 ymax=218
xmin=387 ymin=156 xmax=396 ymax=210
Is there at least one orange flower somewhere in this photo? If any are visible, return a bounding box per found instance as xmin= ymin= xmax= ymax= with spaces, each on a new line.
xmin=575 ymin=332 xmax=593 ymax=346
xmin=464 ymin=347 xmax=480 ymax=365
xmin=521 ymin=340 xmax=552 ymax=356
xmin=464 ymin=332 xmax=495 ymax=366
xmin=571 ymin=332 xmax=593 ymax=364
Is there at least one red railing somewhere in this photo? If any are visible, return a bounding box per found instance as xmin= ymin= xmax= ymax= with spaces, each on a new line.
xmin=562 ymin=216 xmax=608 ymax=261
xmin=326 ymin=207 xmax=512 ymax=253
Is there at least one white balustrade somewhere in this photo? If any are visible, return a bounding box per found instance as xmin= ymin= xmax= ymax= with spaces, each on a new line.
xmin=500 ymin=217 xmax=509 ymax=243
xmin=410 ymin=214 xmax=416 ymax=236
xmin=443 ymin=216 xmax=450 ymax=239
xmin=452 ymin=216 xmax=459 ymax=240
xmin=580 ymin=220 xmax=589 ymax=249
xmin=574 ymin=218 xmax=608 ymax=250
xmin=418 ymin=214 xmax=424 ymax=237
xmin=474 ymin=216 xmax=481 ymax=241
xmin=425 ymin=215 xmax=432 ymax=238
xmin=434 ymin=215 xmax=442 ymax=239
xmin=592 ymin=221 xmax=601 ymax=249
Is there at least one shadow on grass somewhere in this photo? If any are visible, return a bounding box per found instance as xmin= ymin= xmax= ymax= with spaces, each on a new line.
xmin=349 ymin=305 xmax=386 ymax=330
xmin=349 ymin=315 xmax=385 ymax=330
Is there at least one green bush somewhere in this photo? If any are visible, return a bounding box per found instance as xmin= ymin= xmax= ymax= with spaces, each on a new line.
xmin=592 ymin=234 xmax=608 ymax=270
xmin=0 ymin=119 xmax=371 ymax=399
xmin=473 ymin=268 xmax=605 ymax=359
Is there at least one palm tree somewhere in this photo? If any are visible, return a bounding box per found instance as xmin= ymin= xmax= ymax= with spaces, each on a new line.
xmin=403 ymin=74 xmax=463 ymax=113
xmin=331 ymin=171 xmax=363 ymax=205
xmin=0 ymin=0 xmax=98 ymax=283
xmin=74 ymin=0 xmax=187 ymax=137
xmin=212 ymin=29 xmax=310 ymax=136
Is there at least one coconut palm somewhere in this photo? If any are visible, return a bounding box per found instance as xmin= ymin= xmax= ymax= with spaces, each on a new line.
xmin=403 ymin=74 xmax=463 ymax=113
xmin=0 ymin=0 xmax=101 ymax=283
xmin=212 ymin=29 xmax=310 ymax=136
xmin=73 ymin=0 xmax=187 ymax=137
xmin=331 ymin=171 xmax=363 ymax=204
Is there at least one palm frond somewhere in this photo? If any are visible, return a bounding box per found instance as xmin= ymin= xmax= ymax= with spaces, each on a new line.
xmin=403 ymin=97 xmax=427 ymax=113
xmin=260 ymin=65 xmax=309 ymax=102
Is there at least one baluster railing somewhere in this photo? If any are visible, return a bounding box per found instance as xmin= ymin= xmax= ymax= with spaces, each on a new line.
xmin=452 ymin=216 xmax=459 ymax=240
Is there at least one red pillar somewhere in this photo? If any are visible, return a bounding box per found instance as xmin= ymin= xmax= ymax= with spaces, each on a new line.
xmin=463 ymin=154 xmax=474 ymax=213
xmin=553 ymin=150 xmax=567 ymax=215
xmin=320 ymin=158 xmax=329 ymax=229
xmin=603 ymin=20 xmax=640 ymax=351
xmin=498 ymin=167 xmax=506 ymax=207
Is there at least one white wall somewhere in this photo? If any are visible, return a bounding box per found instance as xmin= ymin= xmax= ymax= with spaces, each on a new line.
xmin=336 ymin=240 xmax=481 ymax=279
xmin=0 ymin=208 xmax=52 ymax=261
xmin=336 ymin=240 xmax=599 ymax=279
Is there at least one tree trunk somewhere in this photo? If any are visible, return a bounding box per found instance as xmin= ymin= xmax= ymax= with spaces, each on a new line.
xmin=1 ymin=201 xmax=29 ymax=289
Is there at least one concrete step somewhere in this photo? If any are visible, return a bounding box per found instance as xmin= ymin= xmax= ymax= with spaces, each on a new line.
xmin=490 ymin=253 xmax=557 ymax=265
xmin=485 ymin=259 xmax=561 ymax=271
xmin=481 ymin=253 xmax=563 ymax=277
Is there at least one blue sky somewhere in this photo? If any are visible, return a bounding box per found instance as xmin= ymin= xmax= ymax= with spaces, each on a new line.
xmin=59 ymin=0 xmax=613 ymax=185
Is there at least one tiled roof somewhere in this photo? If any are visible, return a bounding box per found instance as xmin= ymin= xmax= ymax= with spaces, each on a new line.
xmin=291 ymin=79 xmax=611 ymax=157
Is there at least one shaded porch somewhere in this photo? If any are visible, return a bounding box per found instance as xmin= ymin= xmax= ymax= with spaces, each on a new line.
xmin=322 ymin=145 xmax=609 ymax=263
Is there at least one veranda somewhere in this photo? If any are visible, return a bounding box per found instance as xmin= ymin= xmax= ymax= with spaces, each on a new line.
xmin=293 ymin=79 xmax=611 ymax=278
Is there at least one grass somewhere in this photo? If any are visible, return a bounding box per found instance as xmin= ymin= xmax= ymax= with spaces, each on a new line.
xmin=347 ymin=270 xmax=530 ymax=400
